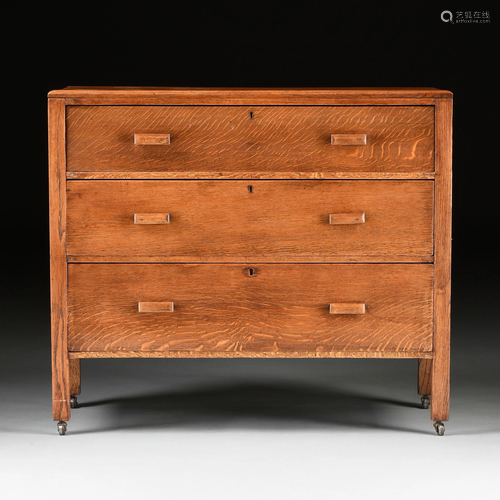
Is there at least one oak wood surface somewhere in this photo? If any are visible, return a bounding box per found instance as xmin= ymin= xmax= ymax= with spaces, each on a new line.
xmin=66 ymin=106 xmax=434 ymax=173
xmin=329 ymin=303 xmax=366 ymax=315
xmin=65 ymin=98 xmax=439 ymax=106
xmin=134 ymin=133 xmax=170 ymax=145
xmin=431 ymin=98 xmax=452 ymax=422
xmin=138 ymin=301 xmax=175 ymax=313
xmin=134 ymin=213 xmax=170 ymax=224
xmin=48 ymin=99 xmax=71 ymax=422
xmin=69 ymin=358 xmax=81 ymax=396
xmin=49 ymin=87 xmax=453 ymax=105
xmin=66 ymin=180 xmax=433 ymax=261
xmin=68 ymin=264 xmax=433 ymax=354
xmin=68 ymin=255 xmax=433 ymax=263
xmin=69 ymin=351 xmax=433 ymax=359
xmin=331 ymin=134 xmax=366 ymax=145
xmin=418 ymin=359 xmax=432 ymax=395
xmin=48 ymin=87 xmax=452 ymax=431
xmin=329 ymin=213 xmax=365 ymax=225
xmin=50 ymin=86 xmax=453 ymax=96
xmin=67 ymin=171 xmax=436 ymax=180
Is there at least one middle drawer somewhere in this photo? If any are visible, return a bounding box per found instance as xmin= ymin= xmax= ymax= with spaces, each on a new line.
xmin=67 ymin=180 xmax=433 ymax=262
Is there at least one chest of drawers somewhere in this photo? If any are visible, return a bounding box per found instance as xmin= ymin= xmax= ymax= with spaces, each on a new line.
xmin=48 ymin=87 xmax=452 ymax=435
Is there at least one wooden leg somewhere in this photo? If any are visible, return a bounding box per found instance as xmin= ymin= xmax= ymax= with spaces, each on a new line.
xmin=430 ymin=342 xmax=450 ymax=422
xmin=51 ymin=306 xmax=71 ymax=421
xmin=418 ymin=359 xmax=432 ymax=395
xmin=70 ymin=359 xmax=81 ymax=396
xmin=52 ymin=352 xmax=71 ymax=422
xmin=49 ymin=99 xmax=71 ymax=424
xmin=431 ymin=98 xmax=452 ymax=426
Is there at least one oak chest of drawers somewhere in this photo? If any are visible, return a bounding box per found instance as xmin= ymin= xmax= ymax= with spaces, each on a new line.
xmin=48 ymin=87 xmax=452 ymax=435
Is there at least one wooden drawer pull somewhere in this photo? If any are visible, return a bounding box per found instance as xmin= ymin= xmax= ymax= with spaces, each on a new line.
xmin=330 ymin=303 xmax=365 ymax=315
xmin=331 ymin=134 xmax=367 ymax=146
xmin=134 ymin=133 xmax=170 ymax=145
xmin=329 ymin=213 xmax=365 ymax=225
xmin=138 ymin=302 xmax=174 ymax=313
xmin=134 ymin=213 xmax=170 ymax=224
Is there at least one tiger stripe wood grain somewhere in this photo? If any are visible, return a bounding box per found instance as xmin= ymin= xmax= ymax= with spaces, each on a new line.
xmin=66 ymin=106 xmax=434 ymax=173
xmin=431 ymin=98 xmax=453 ymax=423
xmin=48 ymin=98 xmax=71 ymax=422
xmin=66 ymin=180 xmax=433 ymax=261
xmin=49 ymin=88 xmax=452 ymax=432
xmin=67 ymin=264 xmax=433 ymax=353
xmin=70 ymin=351 xmax=434 ymax=359
xmin=67 ymin=171 xmax=436 ymax=180
xmin=418 ymin=359 xmax=432 ymax=395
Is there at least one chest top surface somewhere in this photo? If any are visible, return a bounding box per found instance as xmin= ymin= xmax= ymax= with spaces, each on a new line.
xmin=48 ymin=87 xmax=452 ymax=105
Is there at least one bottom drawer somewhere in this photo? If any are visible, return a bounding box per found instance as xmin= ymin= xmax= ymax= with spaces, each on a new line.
xmin=68 ymin=264 xmax=433 ymax=354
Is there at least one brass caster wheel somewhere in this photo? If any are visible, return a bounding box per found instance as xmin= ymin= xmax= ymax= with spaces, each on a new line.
xmin=57 ymin=421 xmax=67 ymax=436
xmin=70 ymin=396 xmax=78 ymax=409
xmin=421 ymin=395 xmax=430 ymax=409
xmin=433 ymin=421 xmax=445 ymax=436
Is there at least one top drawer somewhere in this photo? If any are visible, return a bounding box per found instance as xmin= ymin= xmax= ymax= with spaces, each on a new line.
xmin=66 ymin=106 xmax=434 ymax=173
